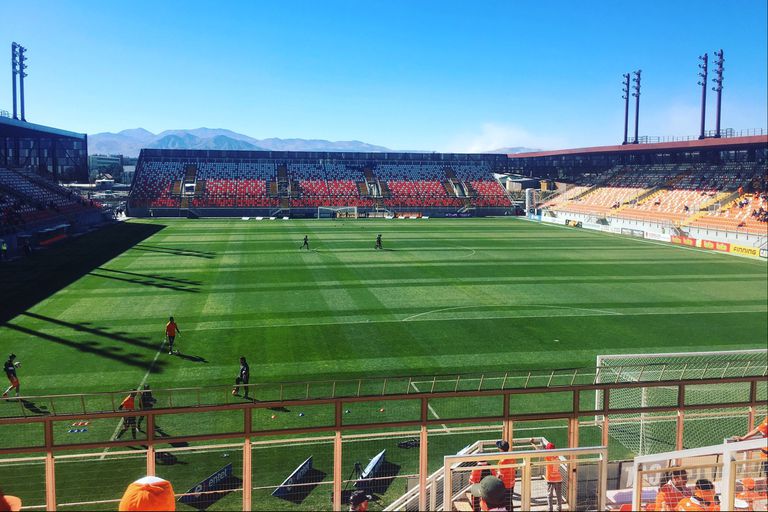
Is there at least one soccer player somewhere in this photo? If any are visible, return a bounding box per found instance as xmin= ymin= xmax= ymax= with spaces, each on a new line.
xmin=2 ymin=354 xmax=20 ymax=399
xmin=136 ymin=384 xmax=157 ymax=432
xmin=375 ymin=234 xmax=382 ymax=250
xmin=165 ymin=316 xmax=181 ymax=355
xmin=300 ymin=235 xmax=309 ymax=250
xmin=233 ymin=357 xmax=250 ymax=398
xmin=116 ymin=390 xmax=139 ymax=440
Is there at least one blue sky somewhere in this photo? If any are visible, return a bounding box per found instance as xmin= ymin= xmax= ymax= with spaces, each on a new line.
xmin=1 ymin=0 xmax=766 ymax=151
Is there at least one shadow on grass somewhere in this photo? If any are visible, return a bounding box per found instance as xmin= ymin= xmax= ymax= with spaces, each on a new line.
xmin=2 ymin=323 xmax=167 ymax=372
xmin=88 ymin=270 xmax=200 ymax=293
xmin=132 ymin=244 xmax=216 ymax=259
xmin=275 ymin=469 xmax=327 ymax=504
xmin=0 ymin=222 xmax=166 ymax=323
xmin=360 ymin=461 xmax=401 ymax=495
xmin=175 ymin=352 xmax=209 ymax=363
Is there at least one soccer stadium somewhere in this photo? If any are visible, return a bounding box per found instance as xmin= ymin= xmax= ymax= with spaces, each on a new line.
xmin=1 ymin=4 xmax=767 ymax=512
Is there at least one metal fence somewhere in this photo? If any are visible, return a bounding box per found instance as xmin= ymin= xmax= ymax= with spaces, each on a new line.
xmin=0 ymin=365 xmax=765 ymax=510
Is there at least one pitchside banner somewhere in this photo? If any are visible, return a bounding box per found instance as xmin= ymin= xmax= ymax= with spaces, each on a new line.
xmin=273 ymin=456 xmax=313 ymax=498
xmin=700 ymin=239 xmax=731 ymax=252
xmin=180 ymin=463 xmax=233 ymax=510
xmin=730 ymin=244 xmax=761 ymax=258
xmin=670 ymin=235 xmax=697 ymax=247
xmin=356 ymin=450 xmax=386 ymax=489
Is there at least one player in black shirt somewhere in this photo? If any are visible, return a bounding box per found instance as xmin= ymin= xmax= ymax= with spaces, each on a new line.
xmin=232 ymin=356 xmax=250 ymax=398
xmin=375 ymin=234 xmax=383 ymax=250
xmin=300 ymin=235 xmax=309 ymax=250
xmin=3 ymin=354 xmax=20 ymax=398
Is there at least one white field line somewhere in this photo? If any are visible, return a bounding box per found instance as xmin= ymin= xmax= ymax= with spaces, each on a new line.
xmin=410 ymin=381 xmax=450 ymax=432
xmin=401 ymin=304 xmax=622 ymax=322
xmin=181 ymin=307 xmax=766 ymax=333
xmin=100 ymin=337 xmax=166 ymax=460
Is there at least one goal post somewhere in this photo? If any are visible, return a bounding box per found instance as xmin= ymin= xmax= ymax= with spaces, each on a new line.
xmin=317 ymin=206 xmax=358 ymax=219
xmin=594 ymin=349 xmax=768 ymax=457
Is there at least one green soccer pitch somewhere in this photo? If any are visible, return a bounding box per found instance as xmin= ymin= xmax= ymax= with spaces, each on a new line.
xmin=2 ymin=216 xmax=766 ymax=396
xmin=1 ymin=217 xmax=766 ymax=511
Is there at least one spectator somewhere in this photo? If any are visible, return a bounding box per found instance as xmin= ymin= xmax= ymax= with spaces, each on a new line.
xmin=470 ymin=461 xmax=493 ymax=511
xmin=349 ymin=490 xmax=372 ymax=512
xmin=470 ymin=475 xmax=507 ymax=511
xmin=676 ymin=479 xmax=717 ymax=511
xmin=735 ymin=477 xmax=766 ymax=510
xmin=0 ymin=488 xmax=21 ymax=512
xmin=735 ymin=416 xmax=768 ymax=476
xmin=119 ymin=476 xmax=175 ymax=511
xmin=495 ymin=440 xmax=516 ymax=511
xmin=656 ymin=469 xmax=692 ymax=511
xmin=544 ymin=442 xmax=563 ymax=512
xmin=0 ymin=239 xmax=7 ymax=261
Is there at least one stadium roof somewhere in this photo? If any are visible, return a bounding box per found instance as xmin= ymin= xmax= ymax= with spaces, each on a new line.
xmin=509 ymin=134 xmax=768 ymax=158
xmin=0 ymin=115 xmax=86 ymax=140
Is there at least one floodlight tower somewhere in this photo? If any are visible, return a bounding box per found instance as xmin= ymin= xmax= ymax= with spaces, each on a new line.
xmin=712 ymin=49 xmax=724 ymax=138
xmin=11 ymin=42 xmax=18 ymax=120
xmin=621 ymin=73 xmax=630 ymax=144
xmin=632 ymin=70 xmax=641 ymax=144
xmin=698 ymin=53 xmax=708 ymax=139
xmin=17 ymin=44 xmax=27 ymax=122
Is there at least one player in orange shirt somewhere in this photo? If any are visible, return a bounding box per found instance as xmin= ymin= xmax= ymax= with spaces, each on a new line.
xmin=544 ymin=442 xmax=563 ymax=512
xmin=655 ymin=469 xmax=692 ymax=511
xmin=165 ymin=316 xmax=181 ymax=355
xmin=736 ymin=416 xmax=768 ymax=476
xmin=495 ymin=440 xmax=516 ymax=511
xmin=116 ymin=390 xmax=138 ymax=440
xmin=676 ymin=479 xmax=718 ymax=512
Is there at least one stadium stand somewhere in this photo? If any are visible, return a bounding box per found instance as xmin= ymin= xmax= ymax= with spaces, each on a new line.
xmin=545 ymin=162 xmax=767 ymax=235
xmin=0 ymin=167 xmax=100 ymax=233
xmin=129 ymin=151 xmax=512 ymax=215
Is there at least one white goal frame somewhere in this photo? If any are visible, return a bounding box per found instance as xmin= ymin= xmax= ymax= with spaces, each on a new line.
xmin=316 ymin=205 xmax=358 ymax=219
xmin=595 ymin=349 xmax=767 ymax=456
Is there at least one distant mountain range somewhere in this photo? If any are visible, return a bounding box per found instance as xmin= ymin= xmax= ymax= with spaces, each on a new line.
xmin=88 ymin=128 xmax=392 ymax=157
xmin=88 ymin=127 xmax=540 ymax=157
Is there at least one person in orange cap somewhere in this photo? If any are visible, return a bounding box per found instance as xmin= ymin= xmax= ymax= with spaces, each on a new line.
xmin=544 ymin=442 xmax=563 ymax=512
xmin=0 ymin=489 xmax=22 ymax=512
xmin=736 ymin=477 xmax=767 ymax=511
xmin=676 ymin=479 xmax=718 ymax=511
xmin=495 ymin=440 xmax=517 ymax=511
xmin=119 ymin=476 xmax=175 ymax=511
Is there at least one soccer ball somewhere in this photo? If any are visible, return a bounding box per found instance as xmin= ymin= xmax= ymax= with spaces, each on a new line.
xmin=13 ymin=361 xmax=20 ymax=368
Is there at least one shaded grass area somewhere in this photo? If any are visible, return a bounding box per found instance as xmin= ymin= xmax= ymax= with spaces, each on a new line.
xmin=0 ymin=222 xmax=166 ymax=323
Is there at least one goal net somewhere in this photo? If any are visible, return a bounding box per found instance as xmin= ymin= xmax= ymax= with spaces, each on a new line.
xmin=595 ymin=349 xmax=767 ymax=457
xmin=317 ymin=206 xmax=358 ymax=219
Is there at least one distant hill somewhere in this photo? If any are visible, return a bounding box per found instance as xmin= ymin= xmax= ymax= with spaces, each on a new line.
xmin=88 ymin=127 xmax=391 ymax=157
xmin=489 ymin=147 xmax=540 ymax=154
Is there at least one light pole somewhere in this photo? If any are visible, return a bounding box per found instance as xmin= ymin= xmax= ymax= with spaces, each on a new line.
xmin=632 ymin=70 xmax=641 ymax=144
xmin=698 ymin=53 xmax=708 ymax=139
xmin=622 ymin=73 xmax=630 ymax=145
xmin=712 ymin=49 xmax=724 ymax=138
